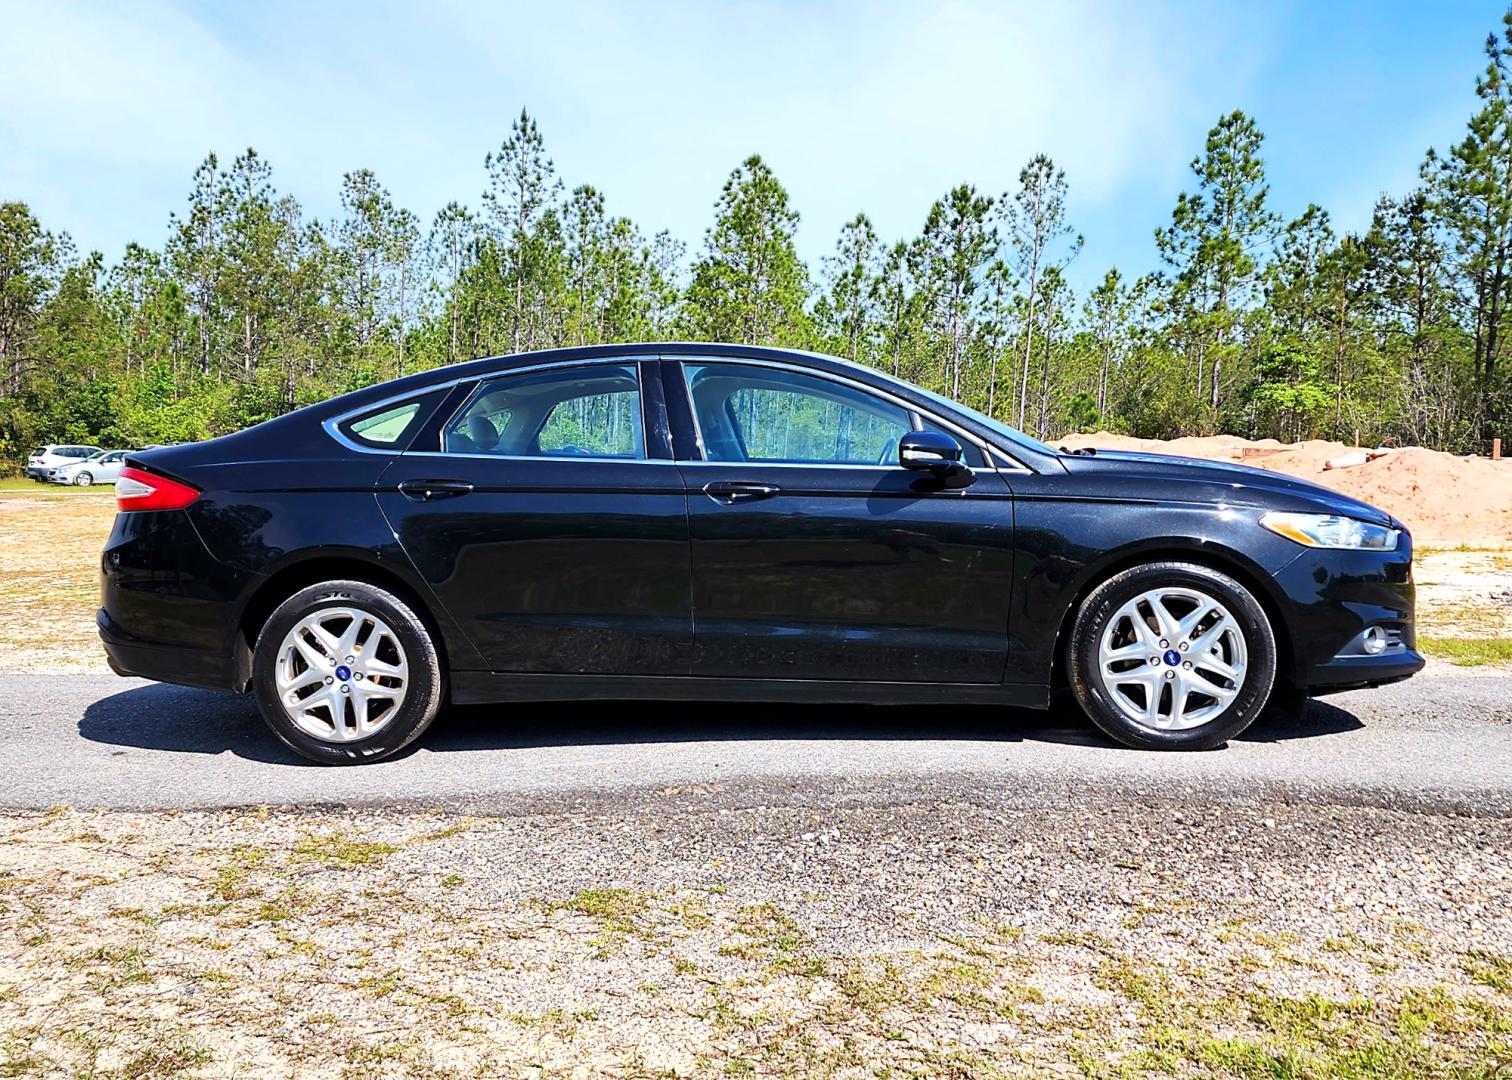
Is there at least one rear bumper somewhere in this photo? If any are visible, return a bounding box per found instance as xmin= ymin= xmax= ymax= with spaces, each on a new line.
xmin=98 ymin=507 xmax=255 ymax=693
xmin=98 ymin=608 xmax=242 ymax=692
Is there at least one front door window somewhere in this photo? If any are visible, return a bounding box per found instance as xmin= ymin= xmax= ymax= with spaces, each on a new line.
xmin=682 ymin=363 xmax=910 ymax=466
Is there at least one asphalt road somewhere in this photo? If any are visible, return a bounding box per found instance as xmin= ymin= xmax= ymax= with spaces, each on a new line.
xmin=1 ymin=670 xmax=1509 ymax=815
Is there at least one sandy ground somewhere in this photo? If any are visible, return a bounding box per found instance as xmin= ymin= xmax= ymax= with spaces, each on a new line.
xmin=1059 ymin=432 xmax=1512 ymax=548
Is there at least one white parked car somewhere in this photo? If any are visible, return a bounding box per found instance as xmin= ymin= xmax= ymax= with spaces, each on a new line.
xmin=48 ymin=448 xmax=129 ymax=486
xmin=26 ymin=444 xmax=103 ymax=480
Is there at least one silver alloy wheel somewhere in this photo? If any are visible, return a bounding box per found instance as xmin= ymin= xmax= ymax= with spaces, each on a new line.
xmin=274 ymin=605 xmax=409 ymax=743
xmin=74 ymin=472 xmax=91 ymax=486
xmin=1097 ymin=586 xmax=1248 ymax=732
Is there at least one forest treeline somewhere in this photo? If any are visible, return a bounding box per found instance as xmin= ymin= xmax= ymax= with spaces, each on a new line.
xmin=5 ymin=15 xmax=1512 ymax=465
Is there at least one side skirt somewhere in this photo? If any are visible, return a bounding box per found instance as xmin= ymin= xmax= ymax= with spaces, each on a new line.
xmin=450 ymin=672 xmax=1050 ymax=709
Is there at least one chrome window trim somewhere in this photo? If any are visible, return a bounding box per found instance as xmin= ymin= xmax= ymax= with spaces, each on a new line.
xmin=398 ymin=451 xmax=679 ymax=465
xmin=668 ymin=355 xmax=1024 ymax=473
xmin=675 ymin=460 xmax=895 ymax=472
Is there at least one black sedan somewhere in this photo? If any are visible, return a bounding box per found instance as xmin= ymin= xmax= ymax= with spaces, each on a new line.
xmin=98 ymin=343 xmax=1423 ymax=763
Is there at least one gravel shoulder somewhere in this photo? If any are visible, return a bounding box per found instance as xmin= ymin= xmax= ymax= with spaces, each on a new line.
xmin=3 ymin=796 xmax=1510 ymax=1078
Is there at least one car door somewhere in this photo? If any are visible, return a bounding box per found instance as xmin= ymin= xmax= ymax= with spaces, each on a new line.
xmin=663 ymin=357 xmax=1016 ymax=684
xmin=97 ymin=452 xmax=127 ymax=482
xmin=376 ymin=359 xmax=693 ymax=676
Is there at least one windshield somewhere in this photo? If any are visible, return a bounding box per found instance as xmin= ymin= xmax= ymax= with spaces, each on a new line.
xmin=903 ymin=383 xmax=1062 ymax=458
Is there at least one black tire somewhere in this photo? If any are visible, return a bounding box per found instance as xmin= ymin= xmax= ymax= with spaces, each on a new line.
xmin=1067 ymin=561 xmax=1277 ymax=750
xmin=251 ymin=580 xmax=443 ymax=764
xmin=74 ymin=472 xmax=92 ymax=486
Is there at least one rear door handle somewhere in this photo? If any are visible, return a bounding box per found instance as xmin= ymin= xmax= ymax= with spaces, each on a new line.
xmin=703 ymin=480 xmax=781 ymax=504
xmin=397 ymin=479 xmax=474 ymax=501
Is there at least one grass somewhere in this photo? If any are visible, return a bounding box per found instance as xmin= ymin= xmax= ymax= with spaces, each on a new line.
xmin=1464 ymin=949 xmax=1512 ymax=992
xmin=1418 ymin=636 xmax=1512 ymax=666
xmin=0 ymin=477 xmax=113 ymax=494
xmin=292 ymin=832 xmax=399 ymax=867
xmin=0 ymin=486 xmax=119 ymax=673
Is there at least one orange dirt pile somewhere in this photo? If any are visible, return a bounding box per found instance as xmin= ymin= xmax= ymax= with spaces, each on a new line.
xmin=1057 ymin=433 xmax=1512 ymax=547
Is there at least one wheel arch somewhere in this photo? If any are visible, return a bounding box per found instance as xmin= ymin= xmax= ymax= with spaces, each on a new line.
xmin=1048 ymin=539 xmax=1296 ymax=691
xmin=234 ymin=551 xmax=456 ymax=693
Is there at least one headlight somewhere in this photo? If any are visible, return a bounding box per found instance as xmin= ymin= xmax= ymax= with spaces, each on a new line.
xmin=1260 ymin=511 xmax=1399 ymax=551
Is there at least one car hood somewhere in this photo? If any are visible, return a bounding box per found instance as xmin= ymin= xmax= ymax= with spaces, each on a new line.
xmin=1059 ymin=449 xmax=1397 ymax=526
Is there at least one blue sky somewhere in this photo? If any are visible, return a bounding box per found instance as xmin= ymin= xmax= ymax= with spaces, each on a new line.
xmin=0 ymin=0 xmax=1501 ymax=291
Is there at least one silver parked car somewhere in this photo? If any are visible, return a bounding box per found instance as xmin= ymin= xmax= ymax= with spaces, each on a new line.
xmin=48 ymin=449 xmax=128 ymax=486
xmin=26 ymin=444 xmax=104 ymax=480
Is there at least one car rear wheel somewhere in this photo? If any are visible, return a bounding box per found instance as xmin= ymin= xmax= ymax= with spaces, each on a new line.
xmin=1067 ymin=562 xmax=1276 ymax=750
xmin=73 ymin=472 xmax=92 ymax=486
xmin=251 ymin=580 xmax=443 ymax=764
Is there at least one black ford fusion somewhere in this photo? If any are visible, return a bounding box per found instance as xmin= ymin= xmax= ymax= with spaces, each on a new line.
xmin=99 ymin=343 xmax=1423 ymax=763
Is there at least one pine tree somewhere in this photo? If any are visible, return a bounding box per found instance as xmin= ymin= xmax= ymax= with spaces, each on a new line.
xmin=484 ymin=110 xmax=564 ymax=353
xmin=1428 ymin=11 xmax=1512 ymax=441
xmin=684 ymin=155 xmax=809 ymax=346
xmin=1003 ymin=155 xmax=1080 ymax=429
xmin=817 ymin=214 xmax=881 ymax=364
xmin=918 ymin=185 xmax=995 ymax=399
xmin=427 ymin=202 xmax=476 ymax=366
xmin=1157 ymin=111 xmax=1279 ymax=423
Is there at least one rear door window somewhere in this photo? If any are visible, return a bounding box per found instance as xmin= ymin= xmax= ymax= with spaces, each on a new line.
xmin=444 ymin=364 xmax=644 ymax=459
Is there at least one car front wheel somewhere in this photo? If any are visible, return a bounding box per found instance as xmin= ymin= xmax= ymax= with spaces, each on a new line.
xmin=73 ymin=472 xmax=92 ymax=486
xmin=1067 ymin=561 xmax=1277 ymax=750
xmin=251 ymin=580 xmax=444 ymax=764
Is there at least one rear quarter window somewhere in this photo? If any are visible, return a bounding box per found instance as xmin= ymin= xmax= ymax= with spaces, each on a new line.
xmin=335 ymin=389 xmax=449 ymax=450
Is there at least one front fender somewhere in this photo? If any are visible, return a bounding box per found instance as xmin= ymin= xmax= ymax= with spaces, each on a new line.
xmin=1003 ymin=487 xmax=1302 ymax=686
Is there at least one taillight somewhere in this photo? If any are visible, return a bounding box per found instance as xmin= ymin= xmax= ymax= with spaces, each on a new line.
xmin=115 ymin=466 xmax=200 ymax=512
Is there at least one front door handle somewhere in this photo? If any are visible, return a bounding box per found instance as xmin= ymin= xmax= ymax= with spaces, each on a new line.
xmin=397 ymin=479 xmax=474 ymax=501
xmin=703 ymin=480 xmax=781 ymax=504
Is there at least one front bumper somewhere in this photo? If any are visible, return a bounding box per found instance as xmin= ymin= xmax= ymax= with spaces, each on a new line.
xmin=1271 ymin=532 xmax=1426 ymax=691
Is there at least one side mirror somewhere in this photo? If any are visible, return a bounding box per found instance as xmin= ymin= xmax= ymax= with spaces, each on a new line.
xmin=898 ymin=430 xmax=971 ymax=484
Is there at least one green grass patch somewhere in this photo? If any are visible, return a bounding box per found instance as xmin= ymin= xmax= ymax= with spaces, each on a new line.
xmin=292 ymin=833 xmax=399 ymax=867
xmin=1418 ymin=636 xmax=1512 ymax=666
xmin=1464 ymin=949 xmax=1512 ymax=992
xmin=0 ymin=478 xmax=113 ymax=495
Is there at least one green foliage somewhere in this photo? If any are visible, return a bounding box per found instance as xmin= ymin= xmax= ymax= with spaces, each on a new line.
xmin=1061 ymin=391 xmax=1101 ymax=434
xmin=1249 ymin=340 xmax=1336 ymax=441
